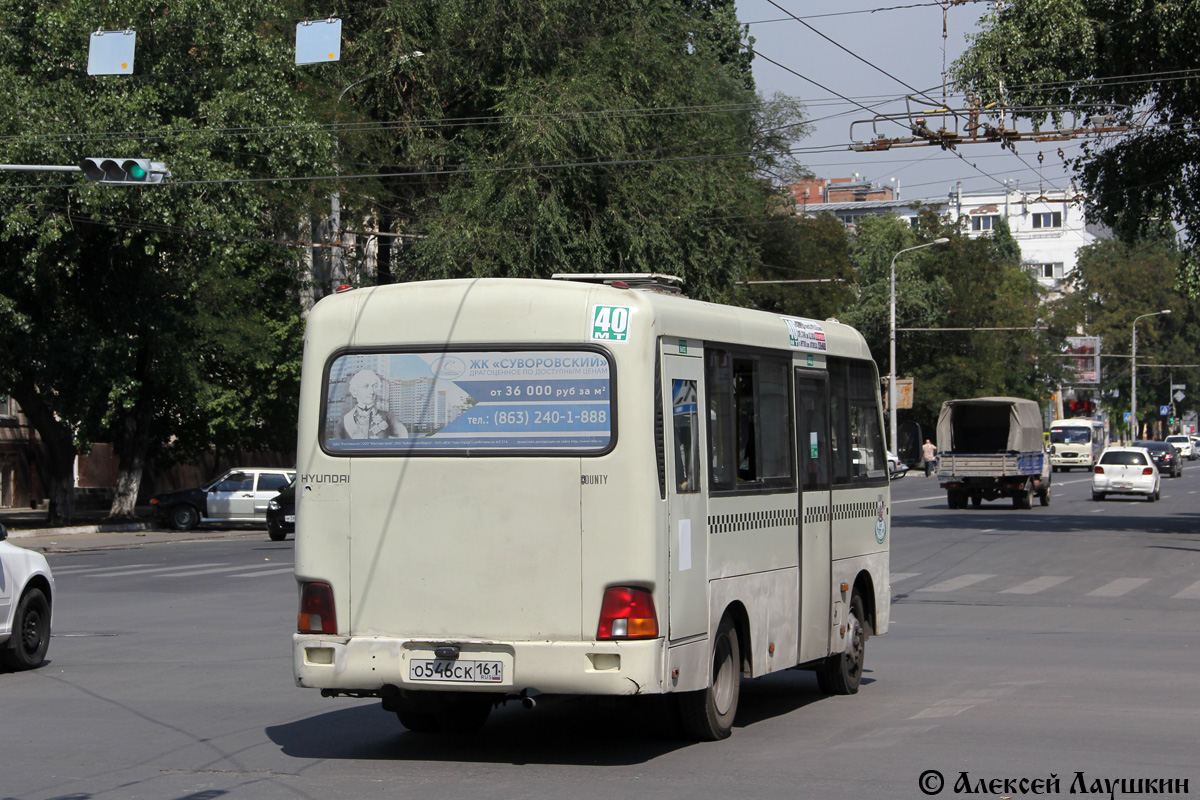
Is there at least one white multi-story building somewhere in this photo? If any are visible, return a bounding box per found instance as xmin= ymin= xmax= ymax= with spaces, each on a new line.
xmin=793 ymin=177 xmax=1100 ymax=297
xmin=947 ymin=184 xmax=1096 ymax=297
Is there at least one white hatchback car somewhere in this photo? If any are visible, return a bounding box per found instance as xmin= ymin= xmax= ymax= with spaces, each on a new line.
xmin=1092 ymin=447 xmax=1160 ymax=502
xmin=0 ymin=522 xmax=55 ymax=671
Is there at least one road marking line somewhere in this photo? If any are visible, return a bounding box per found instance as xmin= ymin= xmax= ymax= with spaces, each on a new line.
xmin=156 ymin=564 xmax=292 ymax=578
xmin=1000 ymin=576 xmax=1072 ymax=594
xmin=909 ymin=699 xmax=991 ymax=719
xmin=1172 ymin=580 xmax=1200 ymax=599
xmin=1087 ymin=577 xmax=1151 ymax=597
xmin=890 ymin=572 xmax=920 ymax=583
xmin=91 ymin=563 xmax=228 ymax=577
xmin=51 ymin=563 xmax=147 ymax=574
xmin=229 ymin=567 xmax=295 ymax=578
xmin=916 ymin=574 xmax=996 ymax=592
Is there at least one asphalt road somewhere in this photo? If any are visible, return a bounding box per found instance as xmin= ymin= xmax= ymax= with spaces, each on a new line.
xmin=2 ymin=466 xmax=1198 ymax=800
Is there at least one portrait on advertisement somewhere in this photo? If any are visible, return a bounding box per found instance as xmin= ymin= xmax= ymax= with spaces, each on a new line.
xmin=335 ymin=369 xmax=409 ymax=440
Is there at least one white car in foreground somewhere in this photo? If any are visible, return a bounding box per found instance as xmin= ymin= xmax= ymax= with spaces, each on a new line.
xmin=0 ymin=523 xmax=54 ymax=671
xmin=1092 ymin=447 xmax=1160 ymax=502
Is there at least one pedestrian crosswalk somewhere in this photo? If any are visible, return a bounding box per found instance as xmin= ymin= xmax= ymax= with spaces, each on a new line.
xmin=48 ymin=560 xmax=294 ymax=581
xmin=892 ymin=571 xmax=1200 ymax=599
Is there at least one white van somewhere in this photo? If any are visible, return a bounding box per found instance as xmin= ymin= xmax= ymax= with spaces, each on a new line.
xmin=1049 ymin=418 xmax=1105 ymax=471
xmin=291 ymin=275 xmax=890 ymax=740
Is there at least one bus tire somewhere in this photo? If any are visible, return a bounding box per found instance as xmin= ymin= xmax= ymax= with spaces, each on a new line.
xmin=678 ymin=615 xmax=741 ymax=741
xmin=816 ymin=590 xmax=868 ymax=696
xmin=434 ymin=692 xmax=493 ymax=734
xmin=395 ymin=706 xmax=439 ymax=733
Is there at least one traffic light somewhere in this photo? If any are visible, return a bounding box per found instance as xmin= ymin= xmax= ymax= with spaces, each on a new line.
xmin=80 ymin=158 xmax=170 ymax=185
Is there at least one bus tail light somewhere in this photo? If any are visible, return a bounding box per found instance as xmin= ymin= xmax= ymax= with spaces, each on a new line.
xmin=298 ymin=582 xmax=337 ymax=634
xmin=597 ymin=586 xmax=659 ymax=640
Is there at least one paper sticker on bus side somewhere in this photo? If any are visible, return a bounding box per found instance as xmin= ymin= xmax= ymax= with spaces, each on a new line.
xmin=781 ymin=317 xmax=827 ymax=352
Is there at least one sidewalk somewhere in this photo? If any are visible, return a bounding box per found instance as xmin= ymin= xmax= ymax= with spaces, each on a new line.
xmin=0 ymin=506 xmax=154 ymax=534
xmin=0 ymin=506 xmax=271 ymax=553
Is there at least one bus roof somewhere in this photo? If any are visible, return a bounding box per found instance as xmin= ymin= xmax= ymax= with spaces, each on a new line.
xmin=307 ymin=278 xmax=874 ymax=360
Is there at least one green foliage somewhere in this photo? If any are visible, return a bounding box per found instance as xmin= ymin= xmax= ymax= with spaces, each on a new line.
xmin=1050 ymin=238 xmax=1200 ymax=431
xmin=738 ymin=212 xmax=855 ymax=320
xmin=327 ymin=0 xmax=804 ymax=302
xmin=0 ymin=0 xmax=338 ymax=474
xmin=838 ymin=212 xmax=1066 ymax=435
xmin=951 ymin=0 xmax=1200 ymax=292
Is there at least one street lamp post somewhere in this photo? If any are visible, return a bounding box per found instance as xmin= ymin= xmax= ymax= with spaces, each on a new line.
xmin=1131 ymin=309 xmax=1171 ymax=440
xmin=889 ymin=238 xmax=950 ymax=455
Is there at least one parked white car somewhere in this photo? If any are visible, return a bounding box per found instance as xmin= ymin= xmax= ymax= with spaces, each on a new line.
xmin=0 ymin=523 xmax=54 ymax=671
xmin=1165 ymin=434 xmax=1196 ymax=461
xmin=149 ymin=467 xmax=296 ymax=531
xmin=1092 ymin=447 xmax=1160 ymax=502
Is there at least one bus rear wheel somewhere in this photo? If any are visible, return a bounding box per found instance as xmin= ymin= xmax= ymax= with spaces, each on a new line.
xmin=393 ymin=691 xmax=492 ymax=734
xmin=816 ymin=590 xmax=868 ymax=695
xmin=678 ymin=615 xmax=741 ymax=741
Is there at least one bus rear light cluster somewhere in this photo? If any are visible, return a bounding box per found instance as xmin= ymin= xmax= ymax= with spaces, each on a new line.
xmin=298 ymin=582 xmax=338 ymax=634
xmin=597 ymin=586 xmax=659 ymax=640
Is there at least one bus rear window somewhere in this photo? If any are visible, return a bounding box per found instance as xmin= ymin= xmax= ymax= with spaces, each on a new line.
xmin=321 ymin=349 xmax=614 ymax=455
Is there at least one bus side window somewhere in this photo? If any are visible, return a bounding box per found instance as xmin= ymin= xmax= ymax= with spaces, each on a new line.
xmin=706 ymin=348 xmax=794 ymax=492
xmin=706 ymin=349 xmax=734 ymax=488
xmin=672 ymin=379 xmax=700 ymax=493
xmin=848 ymin=361 xmax=886 ymax=480
xmin=828 ymin=361 xmax=852 ymax=484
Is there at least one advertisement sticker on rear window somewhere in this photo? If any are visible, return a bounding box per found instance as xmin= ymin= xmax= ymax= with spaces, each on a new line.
xmin=322 ymin=350 xmax=613 ymax=454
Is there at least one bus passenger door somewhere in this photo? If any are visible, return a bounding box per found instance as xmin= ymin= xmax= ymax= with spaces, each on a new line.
xmin=664 ymin=350 xmax=708 ymax=641
xmin=795 ymin=369 xmax=832 ymax=664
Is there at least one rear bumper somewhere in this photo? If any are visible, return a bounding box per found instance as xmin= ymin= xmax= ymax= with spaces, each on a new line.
xmin=294 ymin=634 xmax=665 ymax=696
xmin=1094 ymin=480 xmax=1155 ymax=496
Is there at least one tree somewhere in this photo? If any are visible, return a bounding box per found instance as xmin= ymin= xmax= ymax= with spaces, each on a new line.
xmin=738 ymin=212 xmax=856 ymax=321
xmin=0 ymin=0 xmax=337 ymax=521
xmin=950 ymin=0 xmax=1200 ymax=293
xmin=1049 ymin=238 xmax=1200 ymax=437
xmin=325 ymin=0 xmax=806 ymax=303
xmin=838 ymin=211 xmax=1067 ymax=438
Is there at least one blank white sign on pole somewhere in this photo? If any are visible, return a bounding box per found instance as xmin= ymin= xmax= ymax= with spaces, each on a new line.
xmin=295 ymin=19 xmax=342 ymax=65
xmin=87 ymin=30 xmax=136 ymax=75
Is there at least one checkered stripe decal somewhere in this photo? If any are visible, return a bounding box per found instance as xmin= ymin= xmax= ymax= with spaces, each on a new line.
xmin=804 ymin=501 xmax=879 ymax=526
xmin=708 ymin=508 xmax=798 ymax=533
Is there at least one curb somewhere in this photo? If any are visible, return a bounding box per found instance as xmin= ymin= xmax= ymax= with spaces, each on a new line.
xmin=8 ymin=521 xmax=156 ymax=538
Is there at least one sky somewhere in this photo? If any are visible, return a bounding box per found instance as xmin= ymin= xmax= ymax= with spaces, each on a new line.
xmin=735 ymin=0 xmax=1088 ymax=202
